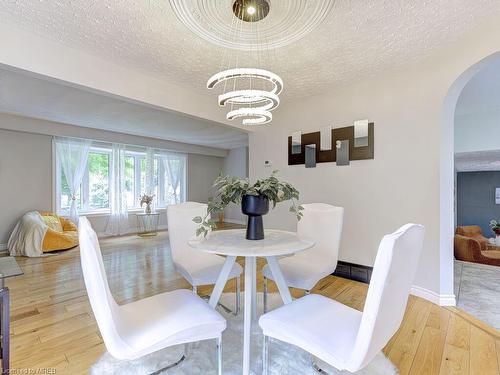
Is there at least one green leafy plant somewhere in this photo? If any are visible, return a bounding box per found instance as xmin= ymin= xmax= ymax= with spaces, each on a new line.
xmin=489 ymin=220 xmax=500 ymax=235
xmin=193 ymin=170 xmax=303 ymax=237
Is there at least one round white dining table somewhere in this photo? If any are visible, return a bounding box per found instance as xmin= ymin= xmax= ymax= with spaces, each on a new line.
xmin=188 ymin=229 xmax=314 ymax=375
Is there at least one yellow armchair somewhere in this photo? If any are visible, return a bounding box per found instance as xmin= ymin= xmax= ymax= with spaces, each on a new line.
xmin=39 ymin=212 xmax=79 ymax=252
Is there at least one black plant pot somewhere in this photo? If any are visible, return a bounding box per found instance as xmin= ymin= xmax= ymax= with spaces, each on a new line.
xmin=241 ymin=194 xmax=269 ymax=240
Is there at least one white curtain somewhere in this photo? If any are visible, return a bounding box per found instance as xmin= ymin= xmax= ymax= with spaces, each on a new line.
xmin=106 ymin=144 xmax=129 ymax=235
xmin=55 ymin=137 xmax=91 ymax=223
xmin=145 ymin=147 xmax=155 ymax=196
xmin=161 ymin=153 xmax=186 ymax=204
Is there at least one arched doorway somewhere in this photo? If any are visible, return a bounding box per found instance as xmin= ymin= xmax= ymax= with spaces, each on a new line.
xmin=440 ymin=51 xmax=500 ymax=309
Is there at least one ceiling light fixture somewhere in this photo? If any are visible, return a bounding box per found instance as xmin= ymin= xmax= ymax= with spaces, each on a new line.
xmin=207 ymin=0 xmax=282 ymax=126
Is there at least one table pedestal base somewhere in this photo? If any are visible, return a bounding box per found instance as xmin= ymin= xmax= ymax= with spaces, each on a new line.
xmin=208 ymin=256 xmax=292 ymax=375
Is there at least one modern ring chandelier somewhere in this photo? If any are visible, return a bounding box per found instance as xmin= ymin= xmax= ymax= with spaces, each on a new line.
xmin=207 ymin=0 xmax=282 ymax=126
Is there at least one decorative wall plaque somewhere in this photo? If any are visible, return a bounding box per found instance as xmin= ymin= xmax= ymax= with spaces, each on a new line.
xmin=287 ymin=121 xmax=374 ymax=167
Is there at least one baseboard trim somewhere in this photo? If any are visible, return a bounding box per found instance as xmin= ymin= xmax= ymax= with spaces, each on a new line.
xmin=410 ymin=285 xmax=456 ymax=307
xmin=97 ymin=224 xmax=168 ymax=238
xmin=333 ymin=261 xmax=456 ymax=307
xmin=333 ymin=261 xmax=373 ymax=284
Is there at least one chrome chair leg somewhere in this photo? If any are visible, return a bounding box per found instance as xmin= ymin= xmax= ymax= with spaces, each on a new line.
xmin=311 ymin=355 xmax=330 ymax=374
xmin=262 ymin=335 xmax=269 ymax=375
xmin=263 ymin=277 xmax=268 ymax=313
xmin=235 ymin=275 xmax=241 ymax=315
xmin=192 ymin=285 xmax=197 ymax=294
xmin=150 ymin=343 xmax=187 ymax=375
xmin=216 ymin=336 xmax=222 ymax=375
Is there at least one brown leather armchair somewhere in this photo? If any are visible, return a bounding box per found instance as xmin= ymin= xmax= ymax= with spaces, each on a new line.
xmin=454 ymin=225 xmax=500 ymax=266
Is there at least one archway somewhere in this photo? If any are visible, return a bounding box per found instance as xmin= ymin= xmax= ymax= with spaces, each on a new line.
xmin=440 ymin=51 xmax=500 ymax=305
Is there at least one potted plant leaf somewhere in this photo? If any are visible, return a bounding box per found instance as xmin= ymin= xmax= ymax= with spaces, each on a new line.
xmin=194 ymin=170 xmax=303 ymax=240
xmin=489 ymin=220 xmax=500 ymax=246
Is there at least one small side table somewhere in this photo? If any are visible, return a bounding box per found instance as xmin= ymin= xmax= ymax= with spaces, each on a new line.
xmin=136 ymin=213 xmax=160 ymax=237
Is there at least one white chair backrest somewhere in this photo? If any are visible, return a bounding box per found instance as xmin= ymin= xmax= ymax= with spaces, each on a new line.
xmin=78 ymin=217 xmax=131 ymax=359
xmin=167 ymin=202 xmax=207 ymax=263
xmin=297 ymin=203 xmax=344 ymax=266
xmin=348 ymin=224 xmax=425 ymax=371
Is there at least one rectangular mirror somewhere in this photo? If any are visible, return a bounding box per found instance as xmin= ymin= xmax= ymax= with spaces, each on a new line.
xmin=336 ymin=140 xmax=350 ymax=166
xmin=354 ymin=119 xmax=369 ymax=148
xmin=305 ymin=144 xmax=316 ymax=168
xmin=291 ymin=131 xmax=302 ymax=154
xmin=320 ymin=125 xmax=332 ymax=150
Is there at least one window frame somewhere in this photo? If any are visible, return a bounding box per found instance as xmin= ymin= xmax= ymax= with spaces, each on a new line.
xmin=54 ymin=141 xmax=187 ymax=216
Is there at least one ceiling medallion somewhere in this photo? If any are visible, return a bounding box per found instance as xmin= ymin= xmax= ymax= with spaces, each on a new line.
xmin=169 ymin=0 xmax=335 ymax=51
xmin=232 ymin=0 xmax=270 ymax=22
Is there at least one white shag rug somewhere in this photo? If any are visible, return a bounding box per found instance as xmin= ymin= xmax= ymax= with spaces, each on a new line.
xmin=91 ymin=293 xmax=398 ymax=375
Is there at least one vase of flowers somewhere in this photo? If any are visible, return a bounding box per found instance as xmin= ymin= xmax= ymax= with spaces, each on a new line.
xmin=489 ymin=220 xmax=500 ymax=245
xmin=140 ymin=194 xmax=154 ymax=214
xmin=193 ymin=170 xmax=303 ymax=240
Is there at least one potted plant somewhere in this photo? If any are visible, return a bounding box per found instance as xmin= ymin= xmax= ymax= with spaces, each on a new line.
xmin=489 ymin=220 xmax=500 ymax=245
xmin=194 ymin=170 xmax=303 ymax=240
xmin=140 ymin=194 xmax=155 ymax=214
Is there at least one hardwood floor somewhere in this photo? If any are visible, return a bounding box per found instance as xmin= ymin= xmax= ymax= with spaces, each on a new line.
xmin=6 ymin=230 xmax=500 ymax=374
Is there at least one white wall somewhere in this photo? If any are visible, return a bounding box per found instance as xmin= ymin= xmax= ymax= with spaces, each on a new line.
xmin=0 ymin=20 xmax=234 ymax=127
xmin=455 ymin=110 xmax=500 ymax=153
xmin=251 ymin=71 xmax=443 ymax=288
xmin=250 ymin=17 xmax=500 ymax=304
xmin=0 ymin=118 xmax=225 ymax=245
xmin=0 ymin=129 xmax=52 ymax=246
xmin=187 ymin=153 xmax=224 ymax=203
xmin=222 ymin=146 xmax=249 ymax=223
xmin=454 ymin=58 xmax=500 ymax=153
xmin=0 ymin=112 xmax=227 ymax=157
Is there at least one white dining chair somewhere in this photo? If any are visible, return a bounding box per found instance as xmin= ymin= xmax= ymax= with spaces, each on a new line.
xmin=261 ymin=203 xmax=344 ymax=312
xmin=259 ymin=223 xmax=425 ymax=374
xmin=78 ymin=217 xmax=226 ymax=374
xmin=167 ymin=202 xmax=243 ymax=314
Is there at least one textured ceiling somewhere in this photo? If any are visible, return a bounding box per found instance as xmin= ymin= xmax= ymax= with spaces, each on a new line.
xmin=0 ymin=68 xmax=248 ymax=150
xmin=169 ymin=0 xmax=334 ymax=50
xmin=1 ymin=0 xmax=500 ymax=102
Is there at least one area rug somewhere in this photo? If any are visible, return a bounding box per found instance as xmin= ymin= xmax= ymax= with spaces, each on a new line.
xmin=91 ymin=293 xmax=398 ymax=375
xmin=454 ymin=260 xmax=500 ymax=330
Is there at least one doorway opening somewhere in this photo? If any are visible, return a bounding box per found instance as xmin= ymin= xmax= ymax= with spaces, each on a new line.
xmin=442 ymin=53 xmax=500 ymax=328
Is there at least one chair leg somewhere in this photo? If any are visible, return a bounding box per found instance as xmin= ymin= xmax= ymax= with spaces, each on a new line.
xmin=235 ymin=275 xmax=241 ymax=316
xmin=263 ymin=277 xmax=268 ymax=313
xmin=311 ymin=355 xmax=329 ymax=374
xmin=149 ymin=344 xmax=187 ymax=375
xmin=262 ymin=335 xmax=269 ymax=375
xmin=216 ymin=336 xmax=222 ymax=375
xmin=192 ymin=285 xmax=197 ymax=294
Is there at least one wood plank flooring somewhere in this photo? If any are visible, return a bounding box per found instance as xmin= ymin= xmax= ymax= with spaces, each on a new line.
xmin=5 ymin=229 xmax=500 ymax=374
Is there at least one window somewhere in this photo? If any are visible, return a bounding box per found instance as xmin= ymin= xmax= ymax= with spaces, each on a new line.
xmin=124 ymin=156 xmax=135 ymax=208
xmin=85 ymin=151 xmax=110 ymax=210
xmin=55 ymin=141 xmax=187 ymax=215
xmin=58 ymin=149 xmax=110 ymax=213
